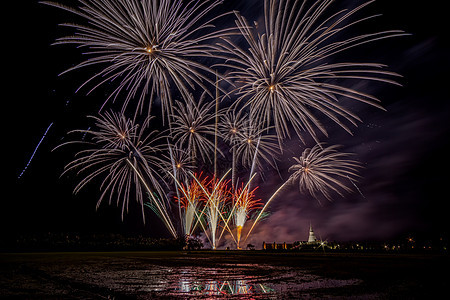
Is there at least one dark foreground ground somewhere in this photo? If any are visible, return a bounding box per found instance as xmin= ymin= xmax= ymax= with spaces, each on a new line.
xmin=1 ymin=251 xmax=448 ymax=299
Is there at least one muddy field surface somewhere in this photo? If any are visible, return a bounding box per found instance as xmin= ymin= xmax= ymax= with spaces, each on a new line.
xmin=0 ymin=251 xmax=447 ymax=299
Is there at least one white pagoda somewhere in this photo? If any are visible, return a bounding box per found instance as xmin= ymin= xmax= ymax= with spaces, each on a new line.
xmin=308 ymin=223 xmax=317 ymax=243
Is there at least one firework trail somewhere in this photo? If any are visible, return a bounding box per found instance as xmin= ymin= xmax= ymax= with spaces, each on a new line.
xmin=168 ymin=142 xmax=183 ymax=225
xmin=244 ymin=178 xmax=290 ymax=243
xmin=219 ymin=109 xmax=247 ymax=187
xmin=347 ymin=175 xmax=366 ymax=199
xmin=18 ymin=122 xmax=54 ymax=179
xmin=219 ymin=0 xmax=406 ymax=144
xmin=202 ymin=175 xmax=232 ymax=249
xmin=42 ymin=0 xmax=232 ymax=120
xmin=130 ymin=161 xmax=178 ymax=238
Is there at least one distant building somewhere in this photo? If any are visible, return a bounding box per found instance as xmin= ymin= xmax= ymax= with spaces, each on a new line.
xmin=308 ymin=223 xmax=317 ymax=243
xmin=262 ymin=223 xmax=321 ymax=250
xmin=262 ymin=241 xmax=294 ymax=250
xmin=261 ymin=226 xmax=448 ymax=253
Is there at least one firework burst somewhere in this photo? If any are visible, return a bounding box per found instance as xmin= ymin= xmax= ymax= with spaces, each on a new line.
xmin=233 ymin=118 xmax=280 ymax=171
xmin=59 ymin=111 xmax=177 ymax=237
xmin=288 ymin=143 xmax=361 ymax=201
xmin=219 ymin=0 xmax=406 ymax=143
xmin=170 ymin=93 xmax=223 ymax=165
xmin=42 ymin=0 xmax=230 ymax=119
xmin=163 ymin=144 xmax=195 ymax=186
xmin=219 ymin=110 xmax=280 ymax=186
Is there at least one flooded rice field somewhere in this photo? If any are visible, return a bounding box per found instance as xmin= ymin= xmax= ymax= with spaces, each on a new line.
xmin=1 ymin=251 xmax=447 ymax=299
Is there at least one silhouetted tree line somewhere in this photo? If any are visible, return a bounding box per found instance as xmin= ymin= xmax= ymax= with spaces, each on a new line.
xmin=1 ymin=232 xmax=189 ymax=252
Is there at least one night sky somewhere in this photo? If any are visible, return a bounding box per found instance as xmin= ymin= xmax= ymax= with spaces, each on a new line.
xmin=5 ymin=0 xmax=449 ymax=245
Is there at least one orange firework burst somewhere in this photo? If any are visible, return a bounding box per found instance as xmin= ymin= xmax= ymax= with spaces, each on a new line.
xmin=201 ymin=175 xmax=232 ymax=249
xmin=232 ymin=183 xmax=262 ymax=249
xmin=174 ymin=171 xmax=236 ymax=249
xmin=175 ymin=173 xmax=208 ymax=237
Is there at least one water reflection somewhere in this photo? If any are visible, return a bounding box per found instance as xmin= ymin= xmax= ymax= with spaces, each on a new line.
xmin=162 ymin=265 xmax=362 ymax=298
xmin=177 ymin=278 xmax=274 ymax=296
xmin=50 ymin=261 xmax=360 ymax=298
